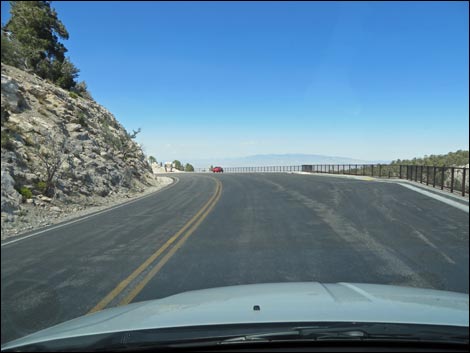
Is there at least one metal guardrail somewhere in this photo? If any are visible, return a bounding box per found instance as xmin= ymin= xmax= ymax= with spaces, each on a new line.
xmin=224 ymin=166 xmax=302 ymax=173
xmin=195 ymin=164 xmax=469 ymax=197
xmin=300 ymin=164 xmax=469 ymax=197
xmin=194 ymin=166 xmax=302 ymax=173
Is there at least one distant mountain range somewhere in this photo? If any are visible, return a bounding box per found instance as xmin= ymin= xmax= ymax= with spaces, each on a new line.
xmin=191 ymin=154 xmax=390 ymax=168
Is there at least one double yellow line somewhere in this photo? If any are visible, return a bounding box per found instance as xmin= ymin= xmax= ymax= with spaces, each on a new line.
xmin=88 ymin=177 xmax=223 ymax=314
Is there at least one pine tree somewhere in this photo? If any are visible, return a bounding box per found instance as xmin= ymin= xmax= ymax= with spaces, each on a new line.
xmin=5 ymin=1 xmax=78 ymax=89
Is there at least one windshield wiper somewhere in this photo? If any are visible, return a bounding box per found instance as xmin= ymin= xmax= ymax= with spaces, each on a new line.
xmin=221 ymin=327 xmax=372 ymax=343
xmin=5 ymin=324 xmax=467 ymax=351
xmin=219 ymin=324 xmax=469 ymax=345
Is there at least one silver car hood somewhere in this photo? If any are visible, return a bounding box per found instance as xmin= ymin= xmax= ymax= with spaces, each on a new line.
xmin=3 ymin=282 xmax=469 ymax=349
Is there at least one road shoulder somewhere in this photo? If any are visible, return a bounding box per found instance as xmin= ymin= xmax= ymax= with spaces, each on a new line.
xmin=1 ymin=176 xmax=176 ymax=245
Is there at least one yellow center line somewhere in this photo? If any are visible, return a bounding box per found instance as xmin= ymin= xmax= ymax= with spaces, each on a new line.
xmin=119 ymin=180 xmax=223 ymax=306
xmin=88 ymin=177 xmax=222 ymax=314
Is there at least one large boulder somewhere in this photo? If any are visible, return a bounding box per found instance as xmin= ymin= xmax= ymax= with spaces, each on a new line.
xmin=1 ymin=75 xmax=27 ymax=113
xmin=1 ymin=169 xmax=22 ymax=215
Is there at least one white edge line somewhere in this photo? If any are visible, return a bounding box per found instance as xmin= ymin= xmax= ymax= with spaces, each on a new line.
xmin=399 ymin=183 xmax=469 ymax=213
xmin=1 ymin=177 xmax=179 ymax=247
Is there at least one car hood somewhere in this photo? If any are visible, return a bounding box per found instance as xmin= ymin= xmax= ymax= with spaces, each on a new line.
xmin=2 ymin=282 xmax=469 ymax=349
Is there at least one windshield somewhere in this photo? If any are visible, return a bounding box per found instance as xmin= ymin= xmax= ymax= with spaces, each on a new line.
xmin=1 ymin=1 xmax=468 ymax=350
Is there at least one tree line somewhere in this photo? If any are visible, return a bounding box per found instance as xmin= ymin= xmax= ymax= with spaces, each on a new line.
xmin=390 ymin=150 xmax=469 ymax=167
xmin=147 ymin=156 xmax=194 ymax=172
xmin=1 ymin=1 xmax=92 ymax=99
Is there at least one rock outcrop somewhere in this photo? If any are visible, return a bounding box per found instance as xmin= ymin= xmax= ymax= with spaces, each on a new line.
xmin=1 ymin=63 xmax=156 ymax=232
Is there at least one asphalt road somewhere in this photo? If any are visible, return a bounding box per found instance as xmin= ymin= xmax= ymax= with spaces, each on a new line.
xmin=1 ymin=173 xmax=469 ymax=343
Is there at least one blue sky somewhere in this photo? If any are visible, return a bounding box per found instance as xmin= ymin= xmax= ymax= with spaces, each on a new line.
xmin=2 ymin=1 xmax=468 ymax=163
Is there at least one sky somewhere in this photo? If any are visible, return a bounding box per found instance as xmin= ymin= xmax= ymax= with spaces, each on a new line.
xmin=2 ymin=1 xmax=469 ymax=163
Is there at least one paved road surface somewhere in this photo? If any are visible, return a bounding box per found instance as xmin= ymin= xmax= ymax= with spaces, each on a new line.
xmin=2 ymin=173 xmax=468 ymax=343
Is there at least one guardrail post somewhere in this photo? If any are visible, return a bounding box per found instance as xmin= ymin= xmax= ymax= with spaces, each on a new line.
xmin=433 ymin=167 xmax=436 ymax=187
xmin=379 ymin=164 xmax=382 ymax=178
xmin=441 ymin=167 xmax=445 ymax=190
xmin=399 ymin=165 xmax=402 ymax=179
xmin=463 ymin=168 xmax=467 ymax=197
xmin=426 ymin=166 xmax=430 ymax=185
xmin=420 ymin=166 xmax=423 ymax=184
xmin=371 ymin=165 xmax=374 ymax=177
xmin=450 ymin=167 xmax=455 ymax=193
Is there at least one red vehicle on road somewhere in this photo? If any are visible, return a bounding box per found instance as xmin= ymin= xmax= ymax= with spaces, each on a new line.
xmin=212 ymin=166 xmax=224 ymax=173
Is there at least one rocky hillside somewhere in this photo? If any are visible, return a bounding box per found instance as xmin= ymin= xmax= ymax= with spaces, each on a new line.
xmin=1 ymin=63 xmax=157 ymax=234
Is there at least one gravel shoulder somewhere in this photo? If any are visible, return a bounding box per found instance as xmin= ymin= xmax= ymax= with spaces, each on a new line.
xmin=1 ymin=176 xmax=174 ymax=240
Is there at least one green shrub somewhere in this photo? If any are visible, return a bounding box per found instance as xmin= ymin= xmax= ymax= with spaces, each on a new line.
xmin=19 ymin=186 xmax=33 ymax=200
xmin=1 ymin=131 xmax=15 ymax=151
xmin=24 ymin=134 xmax=35 ymax=146
xmin=77 ymin=112 xmax=87 ymax=127
xmin=36 ymin=181 xmax=47 ymax=193
xmin=68 ymin=92 xmax=79 ymax=99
